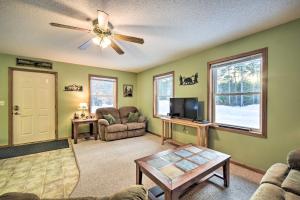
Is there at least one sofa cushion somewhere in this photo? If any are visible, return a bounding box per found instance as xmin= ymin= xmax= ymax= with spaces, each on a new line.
xmin=138 ymin=115 xmax=146 ymax=123
xmin=288 ymin=149 xmax=300 ymax=170
xmin=127 ymin=122 xmax=146 ymax=130
xmin=119 ymin=106 xmax=138 ymax=123
xmin=128 ymin=112 xmax=139 ymax=123
xmin=282 ymin=169 xmax=300 ymax=196
xmin=103 ymin=114 xmax=116 ymax=125
xmin=250 ymin=183 xmax=284 ymax=200
xmin=106 ymin=124 xmax=127 ymax=133
xmin=96 ymin=107 xmax=121 ymax=124
xmin=261 ymin=163 xmax=289 ymax=186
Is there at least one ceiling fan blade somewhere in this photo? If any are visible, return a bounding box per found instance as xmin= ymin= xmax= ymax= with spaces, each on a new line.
xmin=113 ymin=33 xmax=144 ymax=44
xmin=50 ymin=22 xmax=91 ymax=32
xmin=97 ymin=10 xmax=109 ymax=30
xmin=78 ymin=39 xmax=92 ymax=50
xmin=110 ymin=40 xmax=124 ymax=55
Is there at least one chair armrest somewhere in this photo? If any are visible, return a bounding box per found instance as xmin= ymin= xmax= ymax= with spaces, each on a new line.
xmin=0 ymin=192 xmax=40 ymax=200
xmin=288 ymin=149 xmax=300 ymax=170
xmin=110 ymin=185 xmax=147 ymax=200
xmin=98 ymin=119 xmax=109 ymax=126
xmin=138 ymin=115 xmax=147 ymax=123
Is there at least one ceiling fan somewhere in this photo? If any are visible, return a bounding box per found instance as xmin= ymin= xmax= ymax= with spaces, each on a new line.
xmin=50 ymin=10 xmax=144 ymax=55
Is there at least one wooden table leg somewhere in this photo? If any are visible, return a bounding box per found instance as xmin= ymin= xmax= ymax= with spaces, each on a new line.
xmin=168 ymin=121 xmax=171 ymax=139
xmin=223 ymin=159 xmax=230 ymax=187
xmin=93 ymin=122 xmax=98 ymax=140
xmin=136 ymin=165 xmax=142 ymax=184
xmin=196 ymin=127 xmax=201 ymax=146
xmin=161 ymin=120 xmax=165 ymax=145
xmin=199 ymin=127 xmax=207 ymax=147
xmin=89 ymin=123 xmax=93 ymax=136
xmin=74 ymin=123 xmax=78 ymax=144
xmin=165 ymin=190 xmax=180 ymax=200
xmin=71 ymin=122 xmax=74 ymax=139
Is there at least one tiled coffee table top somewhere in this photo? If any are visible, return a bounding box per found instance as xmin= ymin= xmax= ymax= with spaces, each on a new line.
xmin=136 ymin=145 xmax=230 ymax=185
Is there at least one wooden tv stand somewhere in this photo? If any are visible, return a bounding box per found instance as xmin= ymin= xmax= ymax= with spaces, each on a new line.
xmin=160 ymin=117 xmax=212 ymax=147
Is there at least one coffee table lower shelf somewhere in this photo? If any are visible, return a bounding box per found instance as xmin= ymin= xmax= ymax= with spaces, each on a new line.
xmin=148 ymin=172 xmax=227 ymax=200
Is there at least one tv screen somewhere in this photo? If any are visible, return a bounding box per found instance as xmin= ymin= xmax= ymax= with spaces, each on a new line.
xmin=170 ymin=98 xmax=203 ymax=120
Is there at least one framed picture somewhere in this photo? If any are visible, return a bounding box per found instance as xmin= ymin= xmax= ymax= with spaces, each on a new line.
xmin=123 ymin=84 xmax=133 ymax=97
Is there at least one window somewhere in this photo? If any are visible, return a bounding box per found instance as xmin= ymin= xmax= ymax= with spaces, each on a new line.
xmin=89 ymin=75 xmax=117 ymax=113
xmin=153 ymin=72 xmax=174 ymax=117
xmin=208 ymin=48 xmax=267 ymax=136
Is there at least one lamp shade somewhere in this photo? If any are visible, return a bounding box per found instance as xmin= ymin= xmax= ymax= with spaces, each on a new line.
xmin=79 ymin=103 xmax=88 ymax=109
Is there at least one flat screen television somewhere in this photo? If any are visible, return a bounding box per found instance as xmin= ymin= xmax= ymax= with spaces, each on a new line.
xmin=169 ymin=97 xmax=204 ymax=121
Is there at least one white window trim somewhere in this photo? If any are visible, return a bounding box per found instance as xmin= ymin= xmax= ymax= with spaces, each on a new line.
xmin=89 ymin=75 xmax=118 ymax=113
xmin=153 ymin=71 xmax=174 ymax=118
xmin=208 ymin=48 xmax=268 ymax=138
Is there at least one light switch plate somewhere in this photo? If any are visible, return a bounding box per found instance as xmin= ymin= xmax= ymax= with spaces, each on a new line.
xmin=0 ymin=101 xmax=5 ymax=106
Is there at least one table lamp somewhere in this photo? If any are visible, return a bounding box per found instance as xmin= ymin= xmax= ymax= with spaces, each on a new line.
xmin=79 ymin=103 xmax=88 ymax=118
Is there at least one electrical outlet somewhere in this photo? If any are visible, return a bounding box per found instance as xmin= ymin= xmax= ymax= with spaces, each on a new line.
xmin=0 ymin=101 xmax=5 ymax=106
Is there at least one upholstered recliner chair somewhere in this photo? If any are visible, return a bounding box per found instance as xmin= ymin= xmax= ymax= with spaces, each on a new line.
xmin=96 ymin=106 xmax=147 ymax=141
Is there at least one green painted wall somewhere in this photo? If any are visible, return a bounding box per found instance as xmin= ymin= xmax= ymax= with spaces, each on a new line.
xmin=137 ymin=19 xmax=300 ymax=171
xmin=0 ymin=54 xmax=137 ymax=145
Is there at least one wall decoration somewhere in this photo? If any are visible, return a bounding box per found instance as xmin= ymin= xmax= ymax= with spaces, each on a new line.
xmin=123 ymin=84 xmax=133 ymax=97
xmin=64 ymin=84 xmax=83 ymax=91
xmin=179 ymin=73 xmax=199 ymax=85
xmin=16 ymin=58 xmax=53 ymax=69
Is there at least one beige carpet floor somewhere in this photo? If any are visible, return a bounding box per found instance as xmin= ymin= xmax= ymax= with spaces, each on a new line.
xmin=71 ymin=134 xmax=263 ymax=199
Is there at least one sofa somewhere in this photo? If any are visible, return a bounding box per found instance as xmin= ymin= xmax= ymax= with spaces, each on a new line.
xmin=0 ymin=185 xmax=147 ymax=200
xmin=96 ymin=106 xmax=146 ymax=141
xmin=250 ymin=149 xmax=300 ymax=200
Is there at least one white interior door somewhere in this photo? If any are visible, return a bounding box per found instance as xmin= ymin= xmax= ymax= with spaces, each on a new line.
xmin=13 ymin=70 xmax=56 ymax=145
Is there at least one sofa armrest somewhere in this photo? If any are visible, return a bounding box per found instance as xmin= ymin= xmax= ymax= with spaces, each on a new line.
xmin=110 ymin=185 xmax=147 ymax=200
xmin=98 ymin=119 xmax=109 ymax=126
xmin=288 ymin=149 xmax=300 ymax=170
xmin=138 ymin=115 xmax=147 ymax=123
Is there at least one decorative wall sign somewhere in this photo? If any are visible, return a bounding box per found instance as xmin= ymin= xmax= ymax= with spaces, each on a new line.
xmin=179 ymin=73 xmax=199 ymax=86
xmin=16 ymin=58 xmax=53 ymax=69
xmin=123 ymin=84 xmax=133 ymax=97
xmin=64 ymin=84 xmax=83 ymax=92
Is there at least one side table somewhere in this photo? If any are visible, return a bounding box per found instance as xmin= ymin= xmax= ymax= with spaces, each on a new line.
xmin=71 ymin=118 xmax=98 ymax=144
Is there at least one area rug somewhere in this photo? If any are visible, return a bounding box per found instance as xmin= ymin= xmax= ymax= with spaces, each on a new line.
xmin=0 ymin=139 xmax=69 ymax=159
xmin=0 ymin=145 xmax=79 ymax=198
xmin=71 ymin=134 xmax=261 ymax=199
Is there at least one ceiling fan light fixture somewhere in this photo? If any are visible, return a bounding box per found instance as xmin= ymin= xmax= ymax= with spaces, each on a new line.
xmin=92 ymin=37 xmax=111 ymax=48
xmin=97 ymin=10 xmax=109 ymax=30
xmin=100 ymin=37 xmax=111 ymax=48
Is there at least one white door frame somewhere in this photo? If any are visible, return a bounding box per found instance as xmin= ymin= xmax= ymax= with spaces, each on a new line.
xmin=8 ymin=67 xmax=58 ymax=146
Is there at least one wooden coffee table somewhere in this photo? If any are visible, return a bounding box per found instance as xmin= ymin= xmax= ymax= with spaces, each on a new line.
xmin=135 ymin=145 xmax=231 ymax=200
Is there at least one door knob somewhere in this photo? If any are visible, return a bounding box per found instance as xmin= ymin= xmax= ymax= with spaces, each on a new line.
xmin=14 ymin=112 xmax=21 ymax=115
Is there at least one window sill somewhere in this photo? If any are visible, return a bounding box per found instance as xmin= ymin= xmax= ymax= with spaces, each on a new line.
xmin=210 ymin=124 xmax=267 ymax=138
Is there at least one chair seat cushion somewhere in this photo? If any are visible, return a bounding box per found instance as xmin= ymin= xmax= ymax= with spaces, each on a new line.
xmin=127 ymin=122 xmax=145 ymax=130
xmin=282 ymin=169 xmax=300 ymax=196
xmin=261 ymin=163 xmax=289 ymax=186
xmin=250 ymin=183 xmax=284 ymax=200
xmin=106 ymin=124 xmax=127 ymax=133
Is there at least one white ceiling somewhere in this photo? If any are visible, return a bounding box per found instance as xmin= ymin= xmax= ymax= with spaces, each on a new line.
xmin=0 ymin=0 xmax=300 ymax=73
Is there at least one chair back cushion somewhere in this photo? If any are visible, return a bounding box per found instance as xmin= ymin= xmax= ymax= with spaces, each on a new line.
xmin=96 ymin=107 xmax=121 ymax=124
xmin=288 ymin=149 xmax=300 ymax=170
xmin=119 ymin=106 xmax=138 ymax=123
